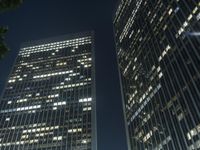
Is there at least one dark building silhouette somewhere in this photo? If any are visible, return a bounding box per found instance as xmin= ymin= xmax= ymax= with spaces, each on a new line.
xmin=114 ymin=0 xmax=200 ymax=149
xmin=0 ymin=32 xmax=97 ymax=150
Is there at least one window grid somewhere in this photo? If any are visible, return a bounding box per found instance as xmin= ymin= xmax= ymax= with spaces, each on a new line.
xmin=0 ymin=33 xmax=96 ymax=150
xmin=114 ymin=0 xmax=200 ymax=149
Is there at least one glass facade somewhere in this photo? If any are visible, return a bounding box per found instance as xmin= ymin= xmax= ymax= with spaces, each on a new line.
xmin=114 ymin=0 xmax=200 ymax=150
xmin=0 ymin=32 xmax=97 ymax=150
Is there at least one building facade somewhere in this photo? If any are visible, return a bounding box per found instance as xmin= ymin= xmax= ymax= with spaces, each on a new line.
xmin=0 ymin=32 xmax=97 ymax=150
xmin=114 ymin=0 xmax=200 ymax=149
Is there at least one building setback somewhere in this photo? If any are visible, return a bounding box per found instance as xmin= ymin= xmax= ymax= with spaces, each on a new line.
xmin=114 ymin=0 xmax=200 ymax=150
xmin=0 ymin=32 xmax=97 ymax=150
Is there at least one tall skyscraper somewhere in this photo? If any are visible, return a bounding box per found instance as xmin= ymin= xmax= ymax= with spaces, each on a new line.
xmin=0 ymin=32 xmax=97 ymax=150
xmin=114 ymin=0 xmax=200 ymax=150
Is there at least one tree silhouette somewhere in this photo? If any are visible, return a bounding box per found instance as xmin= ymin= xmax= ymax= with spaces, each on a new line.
xmin=0 ymin=0 xmax=23 ymax=58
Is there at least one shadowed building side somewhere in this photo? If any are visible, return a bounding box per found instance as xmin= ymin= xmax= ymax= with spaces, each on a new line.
xmin=114 ymin=0 xmax=200 ymax=149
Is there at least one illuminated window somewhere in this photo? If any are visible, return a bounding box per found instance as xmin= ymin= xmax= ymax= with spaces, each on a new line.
xmin=48 ymin=94 xmax=59 ymax=98
xmin=192 ymin=6 xmax=198 ymax=14
xmin=7 ymin=101 xmax=12 ymax=104
xmin=143 ymin=130 xmax=153 ymax=142
xmin=6 ymin=118 xmax=10 ymax=121
xmin=187 ymin=124 xmax=200 ymax=140
xmin=26 ymin=94 xmax=32 ymax=97
xmin=53 ymin=101 xmax=66 ymax=106
xmin=33 ymin=70 xmax=73 ymax=79
xmin=53 ymin=107 xmax=57 ymax=110
xmin=17 ymin=99 xmax=27 ymax=103
xmin=53 ymin=136 xmax=62 ymax=141
xmin=68 ymin=128 xmax=82 ymax=133
xmin=82 ymin=139 xmax=87 ymax=144
xmin=21 ymin=135 xmax=29 ymax=139
xmin=79 ymin=97 xmax=92 ymax=103
xmin=83 ymin=107 xmax=92 ymax=111
xmin=168 ymin=8 xmax=173 ymax=15
xmin=52 ymin=82 xmax=89 ymax=90
xmin=8 ymin=79 xmax=16 ymax=83
xmin=159 ymin=72 xmax=163 ymax=78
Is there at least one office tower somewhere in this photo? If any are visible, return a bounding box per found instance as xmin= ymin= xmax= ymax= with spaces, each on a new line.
xmin=0 ymin=32 xmax=97 ymax=150
xmin=114 ymin=0 xmax=200 ymax=149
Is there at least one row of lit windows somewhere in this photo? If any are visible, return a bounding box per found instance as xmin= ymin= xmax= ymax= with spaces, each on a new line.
xmin=0 ymin=137 xmax=89 ymax=147
xmin=123 ymin=61 xmax=132 ymax=75
xmin=48 ymin=98 xmax=91 ymax=108
xmin=10 ymin=74 xmax=27 ymax=80
xmin=0 ymin=135 xmax=64 ymax=147
xmin=22 ymin=125 xmax=59 ymax=133
xmin=19 ymin=38 xmax=92 ymax=55
xmin=7 ymin=94 xmax=58 ymax=105
xmin=56 ymin=62 xmax=67 ymax=66
xmin=128 ymin=90 xmax=138 ymax=105
xmin=187 ymin=124 xmax=200 ymax=140
xmin=176 ymin=6 xmax=198 ymax=38
xmin=52 ymin=81 xmax=90 ymax=90
xmin=0 ymin=123 xmax=46 ymax=131
xmin=48 ymin=94 xmax=59 ymax=98
xmin=158 ymin=45 xmax=171 ymax=62
xmin=0 ymin=125 xmax=89 ymax=146
xmin=79 ymin=98 xmax=92 ymax=103
xmin=53 ymin=101 xmax=66 ymax=106
xmin=33 ymin=70 xmax=73 ymax=79
xmin=4 ymin=98 xmax=91 ymax=113
xmin=6 ymin=94 xmax=91 ymax=105
xmin=77 ymin=58 xmax=92 ymax=63
xmin=19 ymin=52 xmax=90 ymax=65
xmin=0 ymin=105 xmax=41 ymax=113
xmin=0 ymin=139 xmax=39 ymax=147
xmin=17 ymin=54 xmax=91 ymax=71
xmin=20 ymin=41 xmax=91 ymax=56
xmin=20 ymin=37 xmax=91 ymax=51
xmin=143 ymin=130 xmax=153 ymax=142
xmin=16 ymin=98 xmax=27 ymax=103
xmin=83 ymin=107 xmax=92 ymax=111
xmin=129 ymin=83 xmax=161 ymax=124
xmin=68 ymin=128 xmax=82 ymax=133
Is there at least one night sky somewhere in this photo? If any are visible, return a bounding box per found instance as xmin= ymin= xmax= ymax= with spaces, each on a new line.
xmin=0 ymin=1 xmax=127 ymax=150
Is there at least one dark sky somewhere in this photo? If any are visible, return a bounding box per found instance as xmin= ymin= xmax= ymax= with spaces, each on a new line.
xmin=0 ymin=1 xmax=127 ymax=150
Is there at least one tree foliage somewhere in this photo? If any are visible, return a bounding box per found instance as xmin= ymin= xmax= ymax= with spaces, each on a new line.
xmin=0 ymin=0 xmax=23 ymax=13
xmin=0 ymin=0 xmax=23 ymax=58
xmin=0 ymin=26 xmax=8 ymax=58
